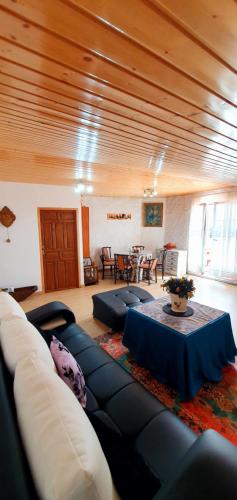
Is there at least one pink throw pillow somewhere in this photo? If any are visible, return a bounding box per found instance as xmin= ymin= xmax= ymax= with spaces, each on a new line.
xmin=50 ymin=336 xmax=87 ymax=408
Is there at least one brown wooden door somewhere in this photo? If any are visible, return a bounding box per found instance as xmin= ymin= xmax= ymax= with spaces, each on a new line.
xmin=40 ymin=209 xmax=79 ymax=292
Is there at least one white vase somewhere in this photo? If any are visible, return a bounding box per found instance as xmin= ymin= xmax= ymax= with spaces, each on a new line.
xmin=169 ymin=293 xmax=188 ymax=313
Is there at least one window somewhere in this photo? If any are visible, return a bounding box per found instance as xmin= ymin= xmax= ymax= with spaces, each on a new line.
xmin=188 ymin=197 xmax=237 ymax=282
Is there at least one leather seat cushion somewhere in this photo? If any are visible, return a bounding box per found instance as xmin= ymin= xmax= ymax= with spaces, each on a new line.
xmin=90 ymin=410 xmax=123 ymax=437
xmin=86 ymin=362 xmax=134 ymax=403
xmin=58 ymin=326 xmax=95 ymax=355
xmin=135 ymin=410 xmax=197 ymax=483
xmin=105 ymin=382 xmax=165 ymax=437
xmin=74 ymin=346 xmax=113 ymax=376
xmin=54 ymin=323 xmax=90 ymax=344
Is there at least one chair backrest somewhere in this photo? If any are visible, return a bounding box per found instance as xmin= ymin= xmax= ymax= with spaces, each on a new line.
xmin=101 ymin=247 xmax=112 ymax=260
xmin=157 ymin=249 xmax=167 ymax=265
xmin=115 ymin=254 xmax=129 ymax=271
xmin=132 ymin=245 xmax=145 ymax=253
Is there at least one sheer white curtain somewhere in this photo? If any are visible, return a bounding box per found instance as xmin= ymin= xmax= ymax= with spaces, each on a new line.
xmin=188 ymin=202 xmax=205 ymax=275
xmin=188 ymin=191 xmax=237 ymax=282
xmin=211 ymin=196 xmax=237 ymax=279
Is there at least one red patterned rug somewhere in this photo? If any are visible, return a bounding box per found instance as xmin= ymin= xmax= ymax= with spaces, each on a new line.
xmin=95 ymin=332 xmax=237 ymax=445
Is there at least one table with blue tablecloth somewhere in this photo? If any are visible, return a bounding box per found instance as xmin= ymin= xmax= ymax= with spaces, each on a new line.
xmin=123 ymin=297 xmax=237 ymax=401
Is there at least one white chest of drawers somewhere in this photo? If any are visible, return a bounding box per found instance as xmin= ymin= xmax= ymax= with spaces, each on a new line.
xmin=156 ymin=249 xmax=188 ymax=277
xmin=165 ymin=249 xmax=187 ymax=277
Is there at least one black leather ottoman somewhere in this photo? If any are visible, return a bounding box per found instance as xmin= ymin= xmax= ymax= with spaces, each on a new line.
xmin=92 ymin=285 xmax=154 ymax=331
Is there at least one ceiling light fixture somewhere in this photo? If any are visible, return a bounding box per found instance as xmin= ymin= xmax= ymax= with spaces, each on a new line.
xmin=74 ymin=183 xmax=93 ymax=194
xmin=143 ymin=188 xmax=157 ymax=198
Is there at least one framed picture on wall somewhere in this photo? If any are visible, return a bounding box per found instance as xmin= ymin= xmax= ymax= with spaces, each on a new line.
xmin=143 ymin=202 xmax=163 ymax=227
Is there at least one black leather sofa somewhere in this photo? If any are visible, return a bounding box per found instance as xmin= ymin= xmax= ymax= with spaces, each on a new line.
xmin=1 ymin=300 xmax=237 ymax=500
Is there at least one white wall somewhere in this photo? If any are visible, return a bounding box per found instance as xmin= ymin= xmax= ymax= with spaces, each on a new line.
xmin=84 ymin=196 xmax=166 ymax=265
xmin=0 ymin=182 xmax=84 ymax=290
xmin=0 ymin=183 xmax=166 ymax=289
xmin=165 ymin=195 xmax=192 ymax=250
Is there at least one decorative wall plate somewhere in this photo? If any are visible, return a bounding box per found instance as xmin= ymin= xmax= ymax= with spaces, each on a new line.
xmin=0 ymin=206 xmax=16 ymax=228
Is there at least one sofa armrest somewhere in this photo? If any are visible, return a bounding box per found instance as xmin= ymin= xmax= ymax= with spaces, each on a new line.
xmin=153 ymin=429 xmax=237 ymax=500
xmin=26 ymin=301 xmax=75 ymax=327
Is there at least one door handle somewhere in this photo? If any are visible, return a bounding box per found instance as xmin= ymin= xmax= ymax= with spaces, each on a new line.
xmin=42 ymin=247 xmax=45 ymax=256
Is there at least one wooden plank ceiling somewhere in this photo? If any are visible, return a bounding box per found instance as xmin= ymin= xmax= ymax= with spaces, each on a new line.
xmin=0 ymin=0 xmax=237 ymax=196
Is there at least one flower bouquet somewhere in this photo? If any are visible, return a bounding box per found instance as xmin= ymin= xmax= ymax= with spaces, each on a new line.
xmin=161 ymin=276 xmax=195 ymax=312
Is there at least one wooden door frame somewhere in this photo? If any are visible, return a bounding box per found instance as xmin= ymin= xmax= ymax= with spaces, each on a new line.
xmin=38 ymin=207 xmax=80 ymax=293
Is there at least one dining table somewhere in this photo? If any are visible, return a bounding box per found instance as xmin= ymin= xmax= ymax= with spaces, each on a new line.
xmin=129 ymin=251 xmax=152 ymax=282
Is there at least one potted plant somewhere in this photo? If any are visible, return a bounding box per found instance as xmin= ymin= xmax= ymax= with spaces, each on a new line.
xmin=161 ymin=277 xmax=195 ymax=313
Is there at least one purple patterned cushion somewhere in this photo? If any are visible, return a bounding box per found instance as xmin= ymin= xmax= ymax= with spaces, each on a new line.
xmin=50 ymin=336 xmax=87 ymax=408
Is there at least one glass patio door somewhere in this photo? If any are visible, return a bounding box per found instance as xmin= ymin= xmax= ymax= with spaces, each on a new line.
xmin=188 ymin=200 xmax=237 ymax=282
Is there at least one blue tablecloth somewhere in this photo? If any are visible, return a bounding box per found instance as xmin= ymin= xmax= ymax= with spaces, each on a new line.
xmin=123 ymin=298 xmax=237 ymax=401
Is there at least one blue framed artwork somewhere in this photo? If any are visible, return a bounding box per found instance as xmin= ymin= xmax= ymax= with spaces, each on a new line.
xmin=143 ymin=203 xmax=163 ymax=227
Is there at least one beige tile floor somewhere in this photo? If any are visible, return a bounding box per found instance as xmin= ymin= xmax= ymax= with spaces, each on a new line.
xmin=22 ymin=274 xmax=237 ymax=343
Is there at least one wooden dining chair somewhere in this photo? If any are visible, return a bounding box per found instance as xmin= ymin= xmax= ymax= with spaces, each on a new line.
xmin=156 ymin=249 xmax=167 ymax=280
xmin=138 ymin=258 xmax=158 ymax=285
xmin=114 ymin=254 xmax=132 ymax=285
xmin=100 ymin=247 xmax=115 ymax=279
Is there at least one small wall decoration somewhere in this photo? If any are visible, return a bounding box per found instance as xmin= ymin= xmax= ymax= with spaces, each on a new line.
xmin=107 ymin=213 xmax=131 ymax=220
xmin=143 ymin=202 xmax=163 ymax=227
xmin=0 ymin=206 xmax=16 ymax=227
xmin=0 ymin=206 xmax=16 ymax=243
